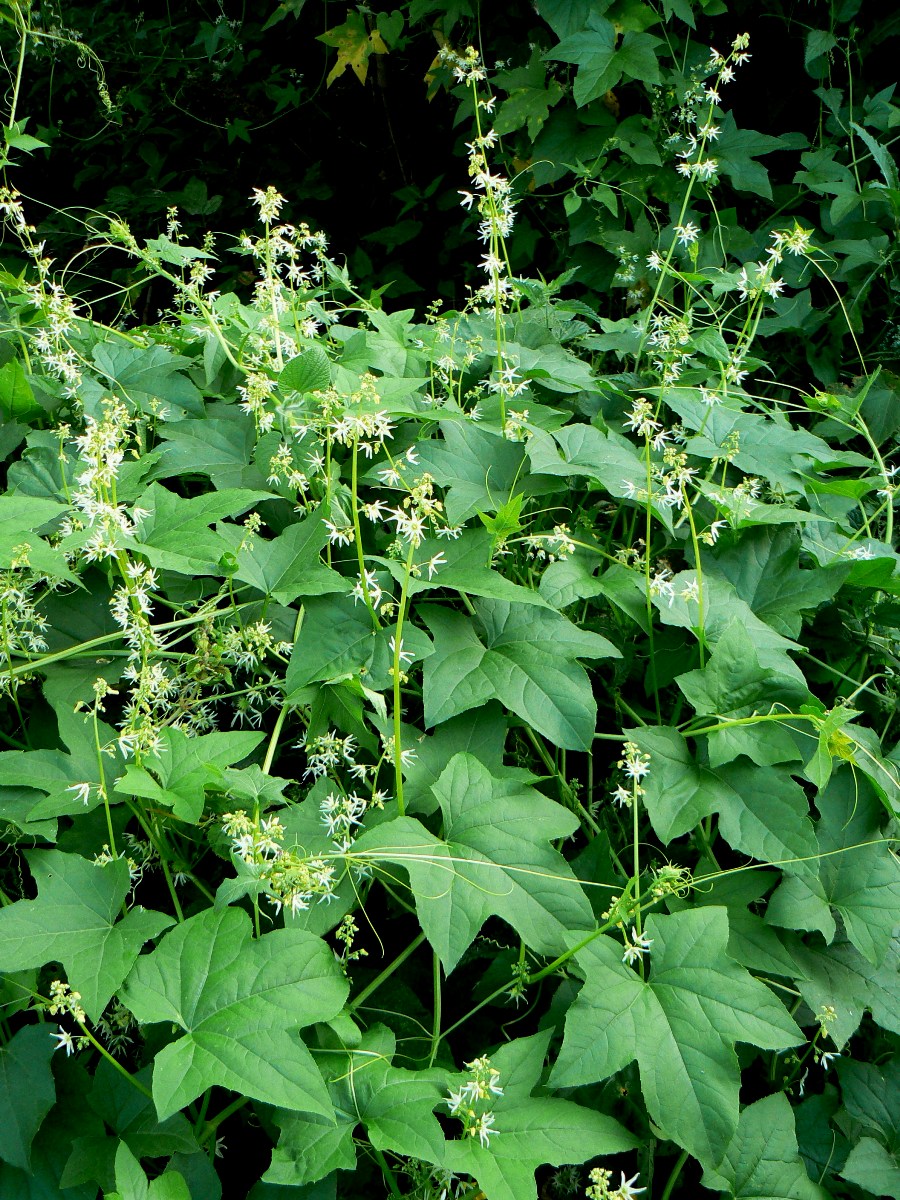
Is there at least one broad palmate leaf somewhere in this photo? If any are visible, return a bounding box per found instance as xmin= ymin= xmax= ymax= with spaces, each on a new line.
xmin=766 ymin=773 xmax=900 ymax=965
xmin=353 ymin=753 xmax=593 ymax=970
xmin=700 ymin=1092 xmax=828 ymax=1200
xmin=444 ymin=1031 xmax=637 ymax=1200
xmin=0 ymin=1025 xmax=56 ymax=1172
xmin=266 ymin=1025 xmax=448 ymax=1187
xmin=549 ymin=908 xmax=802 ymax=1166
xmin=0 ymin=851 xmax=172 ymax=1020
xmin=120 ymin=907 xmax=348 ymax=1121
xmin=422 ymin=600 xmax=619 ymax=750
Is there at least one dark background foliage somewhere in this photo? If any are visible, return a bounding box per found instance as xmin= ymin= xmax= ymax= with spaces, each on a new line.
xmin=8 ymin=0 xmax=900 ymax=361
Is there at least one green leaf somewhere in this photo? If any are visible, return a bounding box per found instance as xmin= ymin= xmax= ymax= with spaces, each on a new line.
xmin=354 ymin=753 xmax=593 ymax=970
xmin=1 ymin=696 xmax=127 ymax=824
xmin=399 ymin=528 xmax=555 ymax=609
xmin=0 ymin=358 xmax=41 ymax=421
xmin=0 ymin=1025 xmax=56 ymax=1172
xmin=285 ymin=595 xmax=377 ymax=695
xmin=494 ymin=53 xmax=565 ymax=140
xmin=64 ymin=1058 xmax=199 ymax=1193
xmin=676 ymin=619 xmax=801 ymax=710
xmin=217 ymin=510 xmax=350 ymax=604
xmin=0 ymin=495 xmax=78 ymax=582
xmin=686 ymin=873 xmax=806 ymax=979
xmin=444 ymin=1031 xmax=636 ymax=1200
xmin=667 ymin=391 xmax=853 ymax=497
xmin=279 ymin=347 xmax=331 ymax=394
xmin=0 ymin=1055 xmax=100 ymax=1198
xmin=400 ymin=706 xmax=507 ymax=816
xmin=0 ymin=851 xmax=172 ymax=1020
xmin=544 ymin=18 xmax=620 ymax=107
xmin=92 ymin=343 xmax=203 ymax=420
xmin=837 ymin=1056 xmax=900 ymax=1157
xmin=675 ymin=621 xmax=807 ymax=767
xmin=3 ymin=121 xmax=49 ymax=153
xmin=318 ymin=12 xmax=389 ymax=87
xmin=767 ymin=773 xmax=900 ymax=964
xmin=411 ymin=422 xmax=526 ymax=524
xmin=265 ymin=1115 xmax=355 ymax=1188
xmin=705 ymin=527 xmax=847 ymax=639
xmin=149 ymin=1177 xmax=191 ymax=1200
xmin=842 ymin=1139 xmax=900 ymax=1200
xmin=795 ymin=1092 xmax=847 ymax=1186
xmin=219 ymin=764 xmax=292 ymax=808
xmin=625 ymin=726 xmax=731 ymax=842
xmin=111 ymin=1140 xmax=148 ymax=1200
xmin=527 ymin=425 xmax=673 ymax=529
xmin=653 ymin=571 xmax=806 ymax=684
xmin=539 ymin=554 xmax=606 ymax=609
xmin=107 ymin=1140 xmax=192 ymax=1200
xmin=550 ymin=908 xmax=802 ymax=1165
xmin=788 ymin=934 xmax=900 ymax=1048
xmin=129 ymin=484 xmax=272 ymax=575
xmin=714 ymin=115 xmax=804 ymax=199
xmin=120 ymin=907 xmax=348 ymax=1121
xmin=700 ymin=1092 xmax=828 ymax=1200
xmin=850 ymin=122 xmax=900 ymax=191
xmin=267 ymin=1025 xmax=447 ymax=1186
xmin=805 ymin=30 xmax=837 ymax=69
xmin=150 ymin=418 xmax=255 ymax=485
xmin=89 ymin=1059 xmax=199 ymax=1161
xmin=116 ymin=728 xmax=264 ymax=823
xmin=715 ymin=760 xmax=819 ymax=878
xmin=422 ymin=600 xmax=619 ymax=751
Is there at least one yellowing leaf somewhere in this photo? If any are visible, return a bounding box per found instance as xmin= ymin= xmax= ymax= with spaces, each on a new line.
xmin=318 ymin=13 xmax=388 ymax=87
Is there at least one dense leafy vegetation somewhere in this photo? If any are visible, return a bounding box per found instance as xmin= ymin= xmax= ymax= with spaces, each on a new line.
xmin=0 ymin=1 xmax=898 ymax=1198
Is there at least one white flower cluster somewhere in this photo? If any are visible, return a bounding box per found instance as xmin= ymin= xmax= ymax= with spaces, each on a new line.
xmin=0 ymin=544 xmax=51 ymax=697
xmin=621 ymin=403 xmax=698 ymax=511
xmin=0 ymin=188 xmax=85 ymax=399
xmin=621 ymin=926 xmax=654 ymax=966
xmin=64 ymin=399 xmax=142 ymax=564
xmin=446 ymin=1055 xmax=503 ymax=1148
xmin=646 ymin=312 xmax=694 ymax=385
xmin=233 ymin=187 xmax=331 ymax=393
xmin=610 ymin=741 xmax=651 ymax=809
xmin=524 ymin=524 xmax=577 ymax=563
xmin=223 ymin=809 xmax=337 ymax=916
xmin=441 ymin=45 xmax=517 ymax=312
xmin=586 ymin=1167 xmax=646 ymax=1200
xmin=220 ymin=619 xmax=293 ymax=673
xmin=302 ymin=730 xmax=362 ymax=781
xmin=671 ymin=34 xmax=752 ymax=185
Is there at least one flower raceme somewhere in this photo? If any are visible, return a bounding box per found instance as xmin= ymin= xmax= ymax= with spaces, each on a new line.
xmin=446 ymin=1056 xmax=503 ymax=1149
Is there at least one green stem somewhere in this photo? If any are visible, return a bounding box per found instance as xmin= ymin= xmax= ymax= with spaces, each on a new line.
xmin=527 ymin=932 xmax=601 ymax=986
xmin=5 ymin=1 xmax=29 ymax=132
xmin=350 ymin=440 xmax=381 ymax=630
xmin=349 ymin=931 xmax=426 ymax=1011
xmin=660 ymin=1150 xmax=689 ymax=1200
xmin=157 ymin=844 xmax=185 ymax=923
xmin=684 ymin=712 xmax=816 ymax=738
xmin=392 ymin=542 xmax=416 ymax=815
xmin=683 ymin=491 xmax=707 ymax=667
xmin=93 ymin=707 xmax=117 ymax=860
xmin=261 ymin=608 xmax=305 ymax=775
xmin=643 ymin=435 xmax=662 ymax=722
xmin=632 ymin=780 xmax=642 ymax=947
xmin=5 ymin=603 xmax=256 ymax=680
xmin=198 ymin=1095 xmax=250 ymax=1146
xmin=428 ymin=952 xmax=442 ymax=1068
xmin=77 ymin=1022 xmax=153 ymax=1099
xmin=372 ymin=1146 xmax=403 ymax=1198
